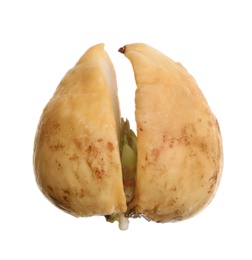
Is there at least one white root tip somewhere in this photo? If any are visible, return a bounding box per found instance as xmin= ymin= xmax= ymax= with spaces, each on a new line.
xmin=119 ymin=213 xmax=129 ymax=230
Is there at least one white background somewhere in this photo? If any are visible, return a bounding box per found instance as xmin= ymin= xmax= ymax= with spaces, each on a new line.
xmin=1 ymin=0 xmax=251 ymax=259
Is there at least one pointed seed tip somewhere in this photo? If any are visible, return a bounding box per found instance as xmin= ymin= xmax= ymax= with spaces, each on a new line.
xmin=118 ymin=46 xmax=126 ymax=54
